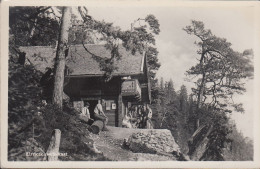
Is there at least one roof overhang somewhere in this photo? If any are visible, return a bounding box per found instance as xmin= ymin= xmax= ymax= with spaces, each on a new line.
xmin=65 ymin=73 xmax=144 ymax=78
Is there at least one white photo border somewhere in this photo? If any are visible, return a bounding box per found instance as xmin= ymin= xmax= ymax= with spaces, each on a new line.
xmin=1 ymin=0 xmax=260 ymax=168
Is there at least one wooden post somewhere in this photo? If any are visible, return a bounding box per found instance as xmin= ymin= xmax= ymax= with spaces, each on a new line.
xmin=47 ymin=129 xmax=61 ymax=161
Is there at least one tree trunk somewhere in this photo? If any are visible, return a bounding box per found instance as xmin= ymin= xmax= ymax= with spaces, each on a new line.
xmin=195 ymin=53 xmax=206 ymax=130
xmin=29 ymin=18 xmax=37 ymax=39
xmin=90 ymin=120 xmax=104 ymax=134
xmin=47 ymin=129 xmax=61 ymax=161
xmin=196 ymin=119 xmax=200 ymax=129
xmin=52 ymin=7 xmax=71 ymax=108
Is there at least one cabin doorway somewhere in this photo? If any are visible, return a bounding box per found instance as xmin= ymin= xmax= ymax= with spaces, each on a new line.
xmin=85 ymin=100 xmax=98 ymax=119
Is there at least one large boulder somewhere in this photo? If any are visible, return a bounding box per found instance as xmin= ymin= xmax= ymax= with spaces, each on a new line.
xmin=127 ymin=129 xmax=180 ymax=155
xmin=188 ymin=125 xmax=213 ymax=161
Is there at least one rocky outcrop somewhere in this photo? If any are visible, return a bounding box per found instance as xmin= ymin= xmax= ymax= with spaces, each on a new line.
xmin=188 ymin=125 xmax=213 ymax=161
xmin=126 ymin=129 xmax=181 ymax=155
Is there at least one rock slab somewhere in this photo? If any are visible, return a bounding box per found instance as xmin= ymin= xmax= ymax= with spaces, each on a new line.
xmin=127 ymin=129 xmax=180 ymax=155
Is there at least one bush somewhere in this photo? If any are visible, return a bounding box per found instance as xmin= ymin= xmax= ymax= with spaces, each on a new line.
xmin=8 ymin=61 xmax=44 ymax=151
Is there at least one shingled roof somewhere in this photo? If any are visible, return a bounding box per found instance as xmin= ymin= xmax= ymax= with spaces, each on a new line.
xmin=19 ymin=44 xmax=145 ymax=76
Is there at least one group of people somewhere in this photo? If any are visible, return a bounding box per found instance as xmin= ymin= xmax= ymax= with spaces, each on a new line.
xmin=79 ymin=100 xmax=109 ymax=131
xmin=79 ymin=100 xmax=153 ymax=131
xmin=122 ymin=104 xmax=153 ymax=129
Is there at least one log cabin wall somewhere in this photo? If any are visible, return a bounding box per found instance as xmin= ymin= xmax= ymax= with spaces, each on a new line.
xmin=64 ymin=76 xmax=122 ymax=127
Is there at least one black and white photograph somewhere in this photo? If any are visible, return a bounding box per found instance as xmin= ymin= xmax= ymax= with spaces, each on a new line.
xmin=1 ymin=0 xmax=260 ymax=168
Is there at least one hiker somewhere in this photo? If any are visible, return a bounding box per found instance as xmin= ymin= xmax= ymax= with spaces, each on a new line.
xmin=127 ymin=105 xmax=137 ymax=128
xmin=94 ymin=99 xmax=109 ymax=131
xmin=79 ymin=102 xmax=91 ymax=123
xmin=122 ymin=112 xmax=133 ymax=128
xmin=139 ymin=104 xmax=148 ymax=128
xmin=136 ymin=105 xmax=143 ymax=128
xmin=146 ymin=104 xmax=153 ymax=129
xmin=81 ymin=102 xmax=91 ymax=119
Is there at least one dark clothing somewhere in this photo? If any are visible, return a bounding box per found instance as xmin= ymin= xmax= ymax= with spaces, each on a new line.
xmin=94 ymin=113 xmax=107 ymax=122
xmin=94 ymin=113 xmax=108 ymax=131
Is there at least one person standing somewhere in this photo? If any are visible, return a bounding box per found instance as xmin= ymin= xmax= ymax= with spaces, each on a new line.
xmin=146 ymin=104 xmax=153 ymax=129
xmin=137 ymin=105 xmax=143 ymax=128
xmin=94 ymin=100 xmax=109 ymax=131
xmin=141 ymin=104 xmax=148 ymax=128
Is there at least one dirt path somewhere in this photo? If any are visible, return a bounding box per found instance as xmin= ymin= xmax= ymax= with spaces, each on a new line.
xmin=89 ymin=126 xmax=177 ymax=161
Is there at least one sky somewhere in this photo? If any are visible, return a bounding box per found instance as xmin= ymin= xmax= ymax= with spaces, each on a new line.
xmin=74 ymin=1 xmax=258 ymax=138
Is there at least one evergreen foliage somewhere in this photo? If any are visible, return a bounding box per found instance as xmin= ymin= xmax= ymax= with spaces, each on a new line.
xmin=151 ymin=80 xmax=192 ymax=154
xmin=182 ymin=20 xmax=254 ymax=160
xmin=9 ymin=6 xmax=60 ymax=46
xmin=151 ymin=78 xmax=253 ymax=160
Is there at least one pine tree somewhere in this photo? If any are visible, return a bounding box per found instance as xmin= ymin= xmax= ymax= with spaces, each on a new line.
xmin=160 ymin=77 xmax=164 ymax=90
xmin=184 ymin=20 xmax=253 ymax=129
xmin=177 ymin=84 xmax=189 ymax=131
xmin=184 ymin=20 xmax=254 ymax=160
